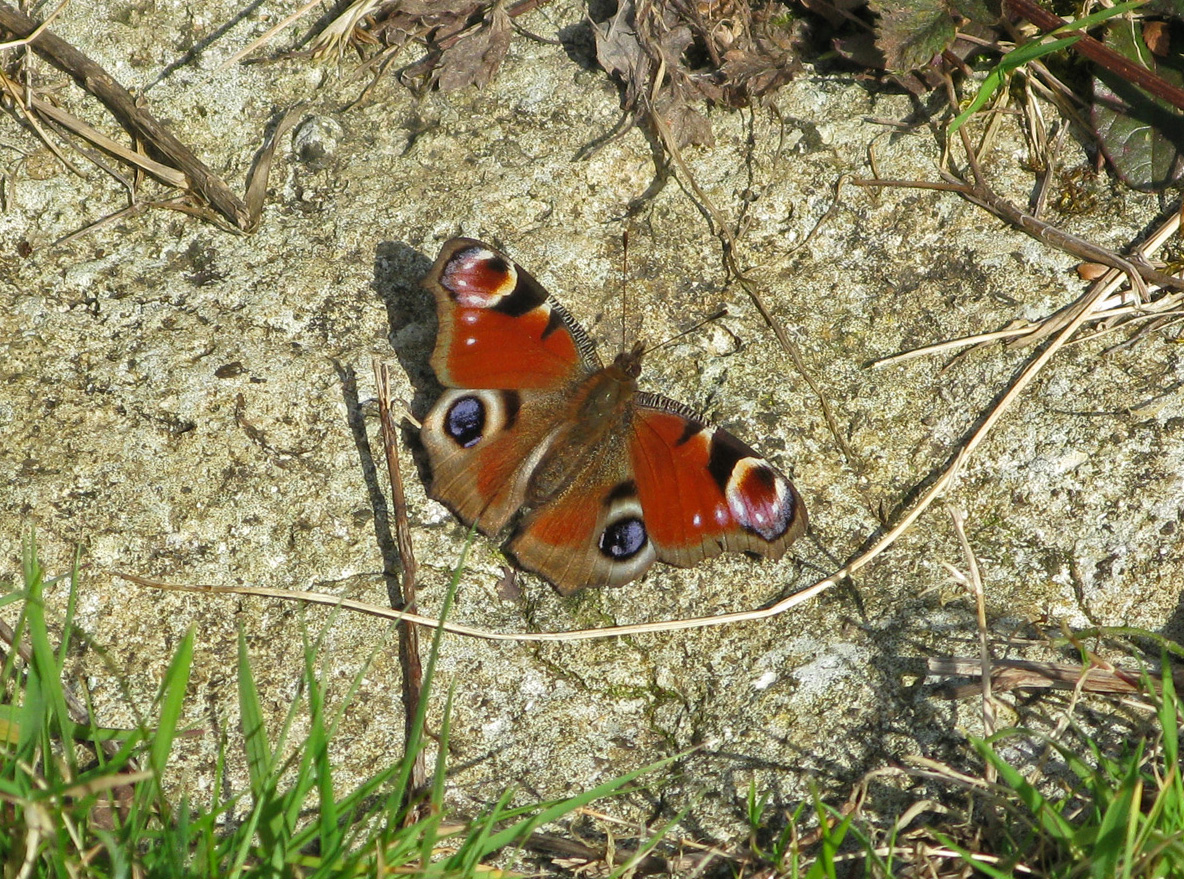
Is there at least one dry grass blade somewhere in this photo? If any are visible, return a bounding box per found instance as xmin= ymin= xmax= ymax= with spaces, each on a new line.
xmin=0 ymin=69 xmax=82 ymax=176
xmin=29 ymin=97 xmax=187 ymax=188
xmin=244 ymin=106 xmax=303 ymax=230
xmin=929 ymin=656 xmax=1184 ymax=697
xmin=218 ymin=0 xmax=330 ymax=70
xmin=947 ymin=508 xmax=997 ymax=748
xmin=0 ymin=1 xmax=250 ymax=228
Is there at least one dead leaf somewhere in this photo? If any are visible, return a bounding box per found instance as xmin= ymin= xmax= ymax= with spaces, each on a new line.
xmin=594 ymin=0 xmax=648 ymax=106
xmin=436 ymin=1 xmax=512 ymax=90
xmin=655 ymin=89 xmax=715 ymax=148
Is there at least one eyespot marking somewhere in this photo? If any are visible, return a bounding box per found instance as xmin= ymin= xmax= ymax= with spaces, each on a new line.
xmin=445 ymin=396 xmax=485 ymax=448
xmin=599 ymin=516 xmax=648 ymax=560
xmin=441 ymin=247 xmax=517 ymax=307
xmin=727 ymin=459 xmax=797 ymax=541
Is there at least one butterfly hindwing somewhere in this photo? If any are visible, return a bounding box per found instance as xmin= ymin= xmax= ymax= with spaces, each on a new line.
xmin=420 ymin=387 xmax=567 ymax=534
xmin=507 ymin=460 xmax=657 ymax=595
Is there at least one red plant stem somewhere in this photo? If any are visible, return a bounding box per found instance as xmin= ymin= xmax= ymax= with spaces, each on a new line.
xmin=1005 ymin=0 xmax=1184 ymax=112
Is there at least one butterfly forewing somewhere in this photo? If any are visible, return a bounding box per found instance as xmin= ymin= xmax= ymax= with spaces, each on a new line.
xmin=425 ymin=238 xmax=599 ymax=389
xmin=629 ymin=395 xmax=807 ymax=567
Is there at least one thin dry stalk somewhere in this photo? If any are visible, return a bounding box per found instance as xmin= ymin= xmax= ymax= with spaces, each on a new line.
xmin=373 ymin=359 xmax=426 ymax=795
xmin=948 ymin=509 xmax=998 ymax=752
xmin=869 ymin=205 xmax=1183 ymax=367
xmin=29 ymin=96 xmax=188 ymax=187
xmin=643 ymin=92 xmax=851 ymax=460
xmin=0 ymin=68 xmax=81 ymax=176
xmin=0 ymin=0 xmax=66 ymax=50
xmin=929 ymin=656 xmax=1184 ymax=697
xmin=218 ymin=0 xmax=330 ymax=71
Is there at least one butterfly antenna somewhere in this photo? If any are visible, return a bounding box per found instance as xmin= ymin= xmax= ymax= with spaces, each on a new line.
xmin=642 ymin=307 xmax=729 ymax=357
xmin=620 ymin=230 xmax=630 ymax=353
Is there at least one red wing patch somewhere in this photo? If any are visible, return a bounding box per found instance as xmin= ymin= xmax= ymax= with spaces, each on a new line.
xmin=630 ymin=405 xmax=806 ymax=565
xmin=425 ymin=239 xmax=594 ymax=389
xmin=437 ymin=306 xmax=582 ymax=388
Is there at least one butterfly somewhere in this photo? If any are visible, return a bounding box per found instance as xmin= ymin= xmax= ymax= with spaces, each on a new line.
xmin=419 ymin=238 xmax=808 ymax=594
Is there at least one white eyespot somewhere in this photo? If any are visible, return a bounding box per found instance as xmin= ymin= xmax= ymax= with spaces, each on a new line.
xmin=464 ymin=337 xmax=477 ymax=346
xmin=714 ymin=503 xmax=729 ymax=525
xmin=691 ymin=512 xmax=702 ymax=528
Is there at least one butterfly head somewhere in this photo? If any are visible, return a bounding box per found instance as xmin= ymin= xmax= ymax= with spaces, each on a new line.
xmin=611 ymin=341 xmax=646 ymax=379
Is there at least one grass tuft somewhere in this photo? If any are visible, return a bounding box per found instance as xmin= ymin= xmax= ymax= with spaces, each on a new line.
xmin=0 ymin=533 xmax=673 ymax=877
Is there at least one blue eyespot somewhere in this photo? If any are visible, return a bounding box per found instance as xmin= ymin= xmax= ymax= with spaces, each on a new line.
xmin=599 ymin=517 xmax=647 ymax=560
xmin=445 ymin=396 xmax=485 ymax=448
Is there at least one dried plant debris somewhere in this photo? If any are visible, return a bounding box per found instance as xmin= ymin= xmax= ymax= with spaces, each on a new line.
xmin=1092 ymin=15 xmax=1184 ymax=190
xmin=318 ymin=0 xmax=519 ymax=90
xmin=316 ymin=0 xmax=1184 ymax=191
xmin=868 ymin=0 xmax=999 ymax=74
xmin=434 ymin=1 xmax=512 ymax=89
xmin=592 ymin=0 xmax=807 ymax=144
xmin=811 ymin=0 xmax=1184 ymax=192
xmin=328 ymin=0 xmax=804 ymax=140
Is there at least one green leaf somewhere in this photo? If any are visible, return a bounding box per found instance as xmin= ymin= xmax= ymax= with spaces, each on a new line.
xmin=135 ymin=627 xmax=194 ymax=819
xmin=871 ymin=0 xmax=958 ymax=73
xmin=973 ymin=734 xmax=1079 ymax=846
xmin=1093 ymin=17 xmax=1184 ymax=190
xmin=950 ymin=1 xmax=1146 ymax=136
xmin=237 ymin=630 xmax=272 ymax=798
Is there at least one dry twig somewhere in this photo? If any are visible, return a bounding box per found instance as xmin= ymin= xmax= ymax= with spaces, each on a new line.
xmin=0 ymin=1 xmax=252 ymax=229
xmin=374 ymin=359 xmax=426 ymax=796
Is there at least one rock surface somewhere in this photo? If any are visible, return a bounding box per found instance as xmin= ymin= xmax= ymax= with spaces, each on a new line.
xmin=1 ymin=0 xmax=1181 ymax=852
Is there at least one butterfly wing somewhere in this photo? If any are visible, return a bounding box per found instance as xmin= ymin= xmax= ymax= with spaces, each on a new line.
xmin=505 ymin=435 xmax=657 ymax=594
xmin=424 ymin=238 xmax=600 ymax=389
xmin=421 ymin=387 xmax=566 ymax=533
xmin=420 ymin=238 xmax=807 ymax=592
xmin=629 ymin=394 xmax=807 ymax=567
xmin=420 ymin=239 xmax=599 ymax=533
xmin=505 ymin=394 xmax=806 ymax=594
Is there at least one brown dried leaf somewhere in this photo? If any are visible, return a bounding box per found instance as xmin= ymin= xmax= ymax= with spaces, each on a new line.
xmin=719 ymin=42 xmax=799 ymax=100
xmin=436 ymin=2 xmax=512 ymax=90
xmin=655 ymin=90 xmax=715 ymax=148
xmin=594 ymin=0 xmax=648 ymax=106
xmin=365 ymin=0 xmax=480 ymax=48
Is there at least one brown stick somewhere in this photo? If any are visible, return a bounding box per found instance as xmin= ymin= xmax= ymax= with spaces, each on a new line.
xmin=0 ymin=1 xmax=251 ymax=229
xmin=373 ymin=360 xmax=426 ymax=796
xmin=930 ymin=656 xmax=1184 ymax=696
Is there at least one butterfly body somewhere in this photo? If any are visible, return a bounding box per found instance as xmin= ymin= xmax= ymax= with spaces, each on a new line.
xmin=419 ymin=238 xmax=807 ymax=594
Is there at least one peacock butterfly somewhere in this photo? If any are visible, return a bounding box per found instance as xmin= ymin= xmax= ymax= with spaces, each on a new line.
xmin=419 ymin=238 xmax=807 ymax=594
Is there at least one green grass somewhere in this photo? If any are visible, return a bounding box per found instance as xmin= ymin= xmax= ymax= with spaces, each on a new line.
xmin=948 ymin=0 xmax=1145 ymax=136
xmin=5 ymin=533 xmax=1184 ymax=877
xmin=958 ymin=659 xmax=1184 ymax=878
xmin=0 ymin=535 xmax=674 ymax=877
xmin=738 ymin=665 xmax=1184 ymax=878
